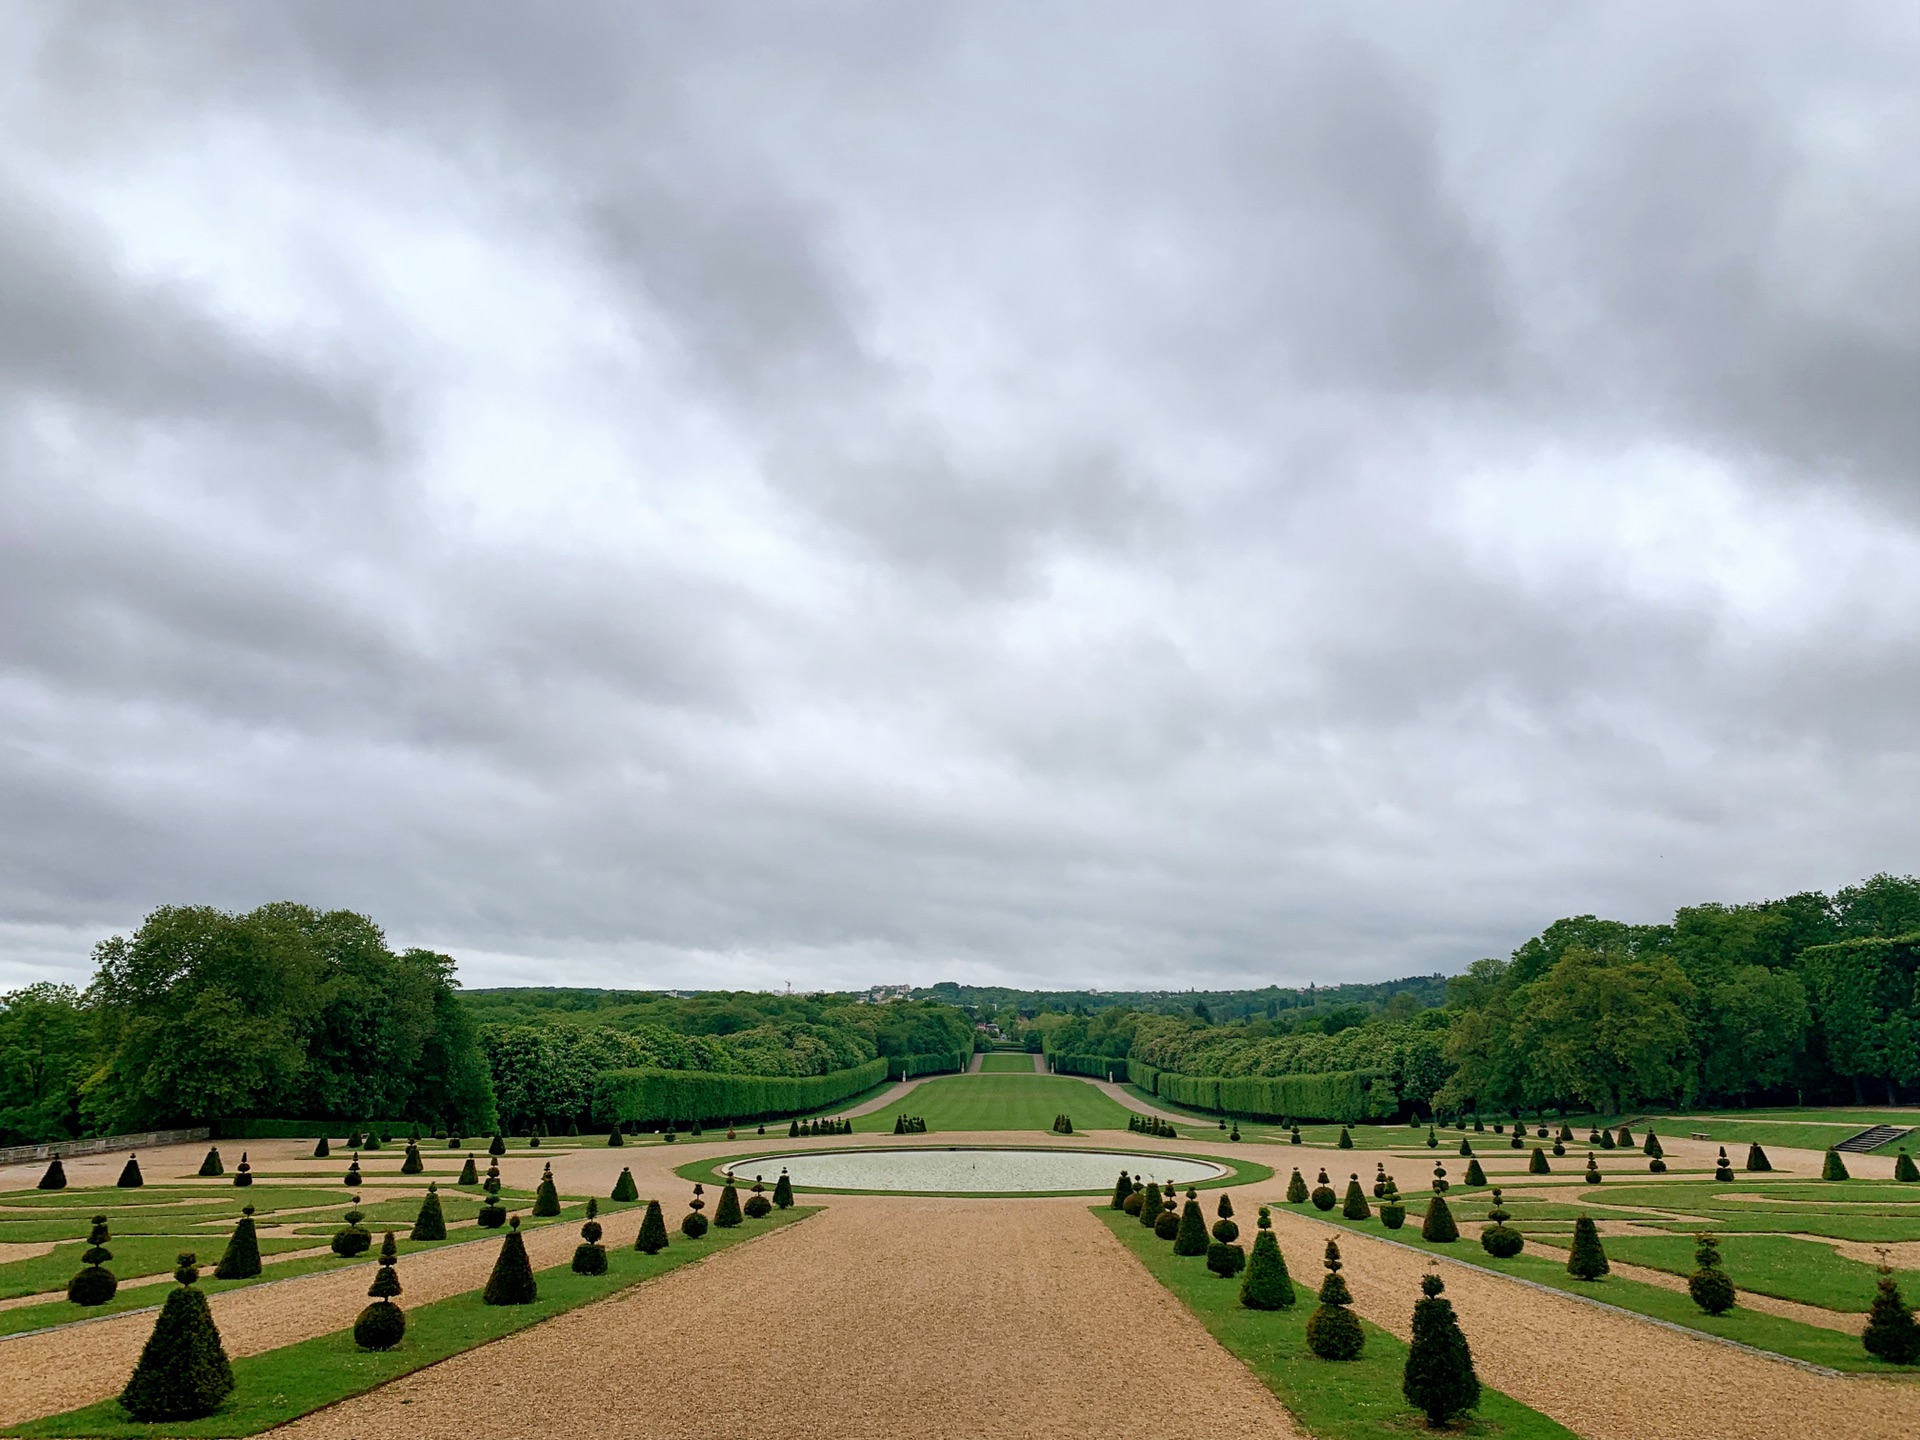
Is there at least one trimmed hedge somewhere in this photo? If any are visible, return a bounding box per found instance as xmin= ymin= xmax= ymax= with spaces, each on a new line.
xmin=1053 ymin=1053 xmax=1127 ymax=1080
xmin=894 ymin=1051 xmax=970 ymax=1079
xmin=593 ymin=1058 xmax=889 ymax=1126
xmin=1146 ymin=1068 xmax=1394 ymax=1123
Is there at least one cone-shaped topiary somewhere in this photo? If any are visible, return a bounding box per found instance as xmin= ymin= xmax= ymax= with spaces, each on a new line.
xmin=1714 ymin=1148 xmax=1734 ymax=1182
xmin=1616 ymin=1124 xmax=1633 ymax=1148
xmin=1286 ymin=1168 xmax=1309 ymax=1204
xmin=1480 ymin=1189 xmax=1523 ymax=1258
xmin=314 ymin=1136 xmax=331 ymax=1159
xmin=1558 ymin=1123 xmax=1574 ymax=1142
xmin=198 ymin=1147 xmax=223 ymax=1177
xmin=607 ymin=1126 xmax=625 ymax=1147
xmin=1895 ymin=1149 xmax=1919 ymax=1183
xmin=117 ymin=1154 xmax=143 ymax=1188
xmin=1338 ymin=1126 xmax=1353 ymax=1149
xmin=232 ymin=1152 xmax=252 ymax=1188
xmin=1207 ymin=1240 xmax=1245 ymax=1277
xmin=635 ymin=1198 xmax=669 ymax=1253
xmin=1342 ymin=1176 xmax=1371 ymax=1220
xmin=533 ymin=1162 xmax=561 ymax=1217
xmin=483 ymin=1217 xmax=537 ymax=1305
xmin=354 ymin=1232 xmax=406 ymax=1350
xmin=344 ymin=1154 xmax=363 ymax=1187
xmin=1529 ymin=1146 xmax=1550 ymax=1175
xmin=714 ymin=1181 xmax=743 ymax=1228
xmin=1599 ymin=1128 xmax=1616 ymax=1151
xmin=410 ymin=1183 xmax=447 ymax=1242
xmin=120 ymin=1254 xmax=233 ymax=1421
xmin=1457 ymin=1137 xmax=1473 ymax=1158
xmin=611 ymin=1166 xmax=638 ymax=1203
xmin=1239 ymin=1208 xmax=1294 ymax=1308
xmin=214 ymin=1206 xmax=261 ymax=1280
xmin=1688 ymin=1232 xmax=1735 ymax=1315
xmin=1567 ymin=1216 xmax=1609 ymax=1279
xmin=773 ymin=1170 xmax=794 ymax=1209
xmin=1862 ymin=1264 xmax=1920 ymax=1365
xmin=1823 ymin=1148 xmax=1850 ymax=1181
xmin=1111 ymin=1170 xmax=1133 ymax=1209
xmin=682 ymin=1184 xmax=710 ymax=1239
xmin=68 ymin=1215 xmax=117 ymax=1305
xmin=1584 ymin=1154 xmax=1603 ymax=1184
xmin=1402 ymin=1273 xmax=1480 ymax=1427
xmin=1139 ymin=1181 xmax=1164 ymax=1227
xmin=1154 ymin=1206 xmax=1181 ymax=1240
xmin=572 ymin=1197 xmax=607 ymax=1275
xmin=1174 ymin=1194 xmax=1210 ymax=1255
xmin=1463 ymin=1158 xmax=1486 ymax=1188
xmin=401 ymin=1142 xmax=424 ymax=1175
xmin=457 ymin=1153 xmax=479 ymax=1186
xmin=488 ymin=1132 xmax=507 ymax=1157
xmin=1306 ymin=1239 xmax=1365 ymax=1360
xmin=1643 ymin=1130 xmax=1663 ymax=1159
xmin=332 ymin=1199 xmax=371 ymax=1256
xmin=745 ymin=1176 xmax=772 ymax=1218
xmin=1746 ymin=1143 xmax=1772 ymax=1173
xmin=38 ymin=1157 xmax=66 ymax=1190
xmin=1421 ymin=1194 xmax=1458 ymax=1243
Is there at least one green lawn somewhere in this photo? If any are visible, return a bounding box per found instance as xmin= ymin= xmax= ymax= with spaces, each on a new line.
xmin=1099 ymin=1209 xmax=1579 ymax=1438
xmin=1300 ymin=1204 xmax=1910 ymax=1372
xmin=1592 ymin=1233 xmax=1920 ymax=1313
xmin=7 ymin=1207 xmax=818 ymax=1438
xmin=977 ymin=1053 xmax=1037 ymax=1074
xmin=852 ymin=1073 xmax=1139 ymax=1133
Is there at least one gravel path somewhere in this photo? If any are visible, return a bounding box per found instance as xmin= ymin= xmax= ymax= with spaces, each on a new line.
xmin=1261 ymin=1206 xmax=1917 ymax=1440
xmin=273 ymin=1196 xmax=1302 ymax=1440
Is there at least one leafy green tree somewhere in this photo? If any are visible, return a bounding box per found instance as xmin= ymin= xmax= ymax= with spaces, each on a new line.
xmin=1696 ymin=966 xmax=1808 ymax=1101
xmin=1862 ymin=1265 xmax=1920 ymax=1365
xmin=0 ymin=984 xmax=93 ymax=1145
xmin=1512 ymin=946 xmax=1694 ymax=1112
xmin=1402 ymin=1274 xmax=1479 ymax=1426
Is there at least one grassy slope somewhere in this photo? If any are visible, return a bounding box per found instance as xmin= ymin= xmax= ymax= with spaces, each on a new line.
xmin=977 ymin=1053 xmax=1038 ymax=1073
xmin=1099 ymin=1210 xmax=1578 ymax=1439
xmin=851 ymin=1073 xmax=1138 ymax=1133
xmin=6 ymin=1207 xmax=818 ymax=1439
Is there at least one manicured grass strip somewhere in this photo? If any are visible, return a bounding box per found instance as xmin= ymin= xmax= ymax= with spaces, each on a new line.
xmin=1304 ymin=1208 xmax=1910 ymax=1374
xmin=850 ymin=1074 xmax=1138 ymax=1133
xmin=977 ymin=1053 xmax=1039 ymax=1073
xmin=6 ymin=1206 xmax=819 ymax=1439
xmin=1577 ymin=1233 xmax=1920 ymax=1314
xmin=1098 ymin=1210 xmax=1578 ymax=1440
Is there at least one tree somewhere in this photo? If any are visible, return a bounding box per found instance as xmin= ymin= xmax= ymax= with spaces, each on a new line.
xmin=1688 ymin=1233 xmax=1735 ymax=1315
xmin=410 ymin=1183 xmax=447 ymax=1242
xmin=1305 ymin=1239 xmax=1365 ymax=1360
xmin=1239 ymin=1207 xmax=1294 ymax=1308
xmin=67 ymin=1215 xmax=117 ymax=1306
xmin=120 ymin=1254 xmax=234 ymax=1421
xmin=1696 ymin=966 xmax=1808 ymax=1102
xmin=483 ymin=1217 xmax=537 ymax=1305
xmin=354 ymin=1233 xmax=406 ymax=1350
xmin=1402 ymin=1274 xmax=1480 ymax=1427
xmin=214 ymin=1206 xmax=261 ymax=1280
xmin=0 ymin=983 xmax=93 ymax=1146
xmin=1567 ymin=1217 xmax=1609 ymax=1279
xmin=1512 ymin=946 xmax=1695 ymax=1113
xmin=1862 ymin=1265 xmax=1920 ymax=1365
xmin=635 ymin=1199 xmax=669 ymax=1254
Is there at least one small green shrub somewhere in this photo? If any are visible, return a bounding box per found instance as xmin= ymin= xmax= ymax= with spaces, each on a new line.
xmin=1567 ymin=1216 xmax=1609 ymax=1280
xmin=38 ymin=1157 xmax=66 ymax=1191
xmin=198 ymin=1147 xmax=223 ymax=1178
xmin=1895 ymin=1149 xmax=1919 ymax=1183
xmin=1212 ymin=1217 xmax=1240 ymax=1243
xmin=354 ymin=1232 xmax=406 ymax=1350
xmin=232 ymin=1151 xmax=252 ymax=1187
xmin=608 ymin=1126 xmax=625 ymax=1147
xmin=1688 ymin=1232 xmax=1736 ymax=1315
xmin=401 ymin=1142 xmax=424 ymax=1175
xmin=214 ymin=1206 xmax=262 ymax=1280
xmin=116 ymin=1154 xmax=143 ymax=1189
xmin=410 ymin=1183 xmax=448 ymax=1242
xmin=1338 ymin=1127 xmax=1353 ymax=1149
xmin=313 ymin=1136 xmax=331 ymax=1159
xmin=1462 ymin=1158 xmax=1486 ymax=1188
xmin=1420 ymin=1194 xmax=1458 ymax=1243
xmin=1305 ymin=1240 xmax=1364 ymax=1361
xmin=1110 ymin=1170 xmax=1133 ymax=1209
xmin=1380 ymin=1200 xmax=1406 ymax=1229
xmin=1823 ymin=1148 xmax=1850 ymax=1181
xmin=1643 ymin=1130 xmax=1663 ymax=1159
xmin=1529 ymin=1146 xmax=1550 ymax=1174
xmin=1401 ymin=1273 xmax=1480 ymax=1427
xmin=1285 ymin=1169 xmax=1309 ymax=1204
xmin=67 ymin=1215 xmax=117 ymax=1306
xmin=1863 ymin=1266 xmax=1920 ymax=1365
xmin=483 ymin=1218 xmax=538 ymax=1305
xmin=1154 ymin=1207 xmax=1180 ymax=1240
xmin=120 ymin=1254 xmax=234 ymax=1421
xmin=1206 ymin=1241 xmax=1245 ymax=1277
xmin=611 ymin=1166 xmax=638 ymax=1203
xmin=635 ymin=1199 xmax=669 ymax=1253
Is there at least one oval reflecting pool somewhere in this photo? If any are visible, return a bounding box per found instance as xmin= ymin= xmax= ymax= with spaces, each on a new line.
xmin=720 ymin=1147 xmax=1230 ymax=1194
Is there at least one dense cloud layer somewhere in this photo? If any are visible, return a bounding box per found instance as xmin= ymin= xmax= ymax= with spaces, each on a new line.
xmin=3 ymin=3 xmax=1917 ymax=990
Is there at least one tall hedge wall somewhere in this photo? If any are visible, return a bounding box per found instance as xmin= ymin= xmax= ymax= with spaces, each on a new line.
xmin=1127 ymin=1058 xmax=1161 ymax=1093
xmin=1053 ymin=1053 xmax=1126 ymax=1079
xmin=593 ymin=1057 xmax=889 ymax=1126
xmin=895 ymin=1051 xmax=969 ymax=1079
xmin=1152 ymin=1068 xmax=1394 ymax=1122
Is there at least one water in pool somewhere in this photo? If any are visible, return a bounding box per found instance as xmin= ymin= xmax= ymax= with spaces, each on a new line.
xmin=721 ymin=1147 xmax=1228 ymax=1194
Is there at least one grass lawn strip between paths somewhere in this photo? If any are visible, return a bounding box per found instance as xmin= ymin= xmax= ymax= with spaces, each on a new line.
xmin=6 ymin=1207 xmax=818 ymax=1438
xmin=977 ymin=1052 xmax=1039 ymax=1073
xmin=1100 ymin=1209 xmax=1577 ymax=1440
xmin=848 ymin=1073 xmax=1138 ymax=1132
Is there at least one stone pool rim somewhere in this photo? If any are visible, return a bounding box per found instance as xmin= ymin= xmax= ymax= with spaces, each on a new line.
xmin=678 ymin=1144 xmax=1273 ymax=1197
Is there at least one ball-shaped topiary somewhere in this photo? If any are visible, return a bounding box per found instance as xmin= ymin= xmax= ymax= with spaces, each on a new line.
xmin=635 ymin=1199 xmax=669 ymax=1254
xmin=214 ymin=1206 xmax=262 ymax=1280
xmin=1480 ymin=1189 xmax=1523 ymax=1258
xmin=1154 ymin=1207 xmax=1181 ymax=1240
xmin=1123 ymin=1190 xmax=1144 ymax=1215
xmin=1239 ymin=1208 xmax=1295 ymax=1309
xmin=572 ymin=1197 xmax=608 ymax=1275
xmin=483 ymin=1217 xmax=538 ymax=1305
xmin=410 ymin=1183 xmax=447 ymax=1242
xmin=1305 ymin=1240 xmax=1365 ymax=1361
xmin=354 ymin=1232 xmax=407 ymax=1350
xmin=1310 ymin=1169 xmax=1337 ymax=1211
xmin=1213 ymin=1217 xmax=1240 ymax=1244
xmin=1420 ymin=1194 xmax=1459 ymax=1243
xmin=1567 ymin=1216 xmax=1609 ymax=1280
xmin=1401 ymin=1273 xmax=1480 ymax=1427
xmin=120 ymin=1254 xmax=234 ymax=1421
xmin=67 ymin=1215 xmax=117 ymax=1306
xmin=1862 ymin=1266 xmax=1920 ymax=1365
xmin=1206 ymin=1241 xmax=1246 ymax=1277
xmin=1529 ymin=1146 xmax=1551 ymax=1175
xmin=1688 ymin=1233 xmax=1735 ymax=1315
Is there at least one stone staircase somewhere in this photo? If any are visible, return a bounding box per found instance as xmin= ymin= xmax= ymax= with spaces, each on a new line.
xmin=1835 ymin=1124 xmax=1910 ymax=1153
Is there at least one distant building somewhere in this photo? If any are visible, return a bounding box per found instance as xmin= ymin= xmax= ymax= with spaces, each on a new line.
xmin=863 ymin=983 xmax=914 ymax=1004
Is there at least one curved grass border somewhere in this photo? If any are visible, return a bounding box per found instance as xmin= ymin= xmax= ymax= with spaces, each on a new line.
xmin=676 ymin=1144 xmax=1273 ymax=1197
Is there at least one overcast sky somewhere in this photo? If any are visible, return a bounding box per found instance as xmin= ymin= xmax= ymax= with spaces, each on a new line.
xmin=3 ymin=3 xmax=1917 ymax=994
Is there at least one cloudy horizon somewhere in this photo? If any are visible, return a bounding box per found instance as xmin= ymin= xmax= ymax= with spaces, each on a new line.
xmin=3 ymin=3 xmax=1918 ymax=994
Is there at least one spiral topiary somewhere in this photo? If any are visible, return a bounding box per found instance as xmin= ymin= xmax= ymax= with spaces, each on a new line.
xmin=1310 ymin=1169 xmax=1337 ymax=1211
xmin=67 ymin=1215 xmax=117 ymax=1306
xmin=354 ymin=1232 xmax=407 ymax=1349
xmin=1305 ymin=1239 xmax=1365 ymax=1360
